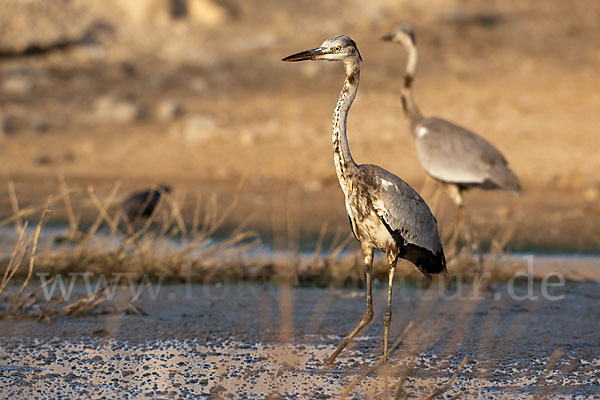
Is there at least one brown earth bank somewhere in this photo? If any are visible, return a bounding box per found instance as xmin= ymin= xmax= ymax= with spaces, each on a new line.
xmin=1 ymin=0 xmax=600 ymax=253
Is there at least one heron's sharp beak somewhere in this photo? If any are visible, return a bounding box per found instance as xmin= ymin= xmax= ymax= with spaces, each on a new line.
xmin=281 ymin=47 xmax=325 ymax=62
xmin=381 ymin=33 xmax=395 ymax=41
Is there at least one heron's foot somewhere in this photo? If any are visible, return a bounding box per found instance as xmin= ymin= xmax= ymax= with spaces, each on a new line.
xmin=324 ymin=344 xmax=345 ymax=365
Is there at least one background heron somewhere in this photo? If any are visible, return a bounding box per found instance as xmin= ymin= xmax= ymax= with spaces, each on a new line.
xmin=282 ymin=35 xmax=446 ymax=364
xmin=382 ymin=25 xmax=521 ymax=247
xmin=122 ymin=185 xmax=172 ymax=224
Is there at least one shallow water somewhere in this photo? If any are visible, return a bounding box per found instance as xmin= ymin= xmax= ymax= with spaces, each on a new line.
xmin=1 ymin=224 xmax=598 ymax=286
xmin=1 ymin=283 xmax=599 ymax=398
xmin=1 ymin=336 xmax=597 ymax=398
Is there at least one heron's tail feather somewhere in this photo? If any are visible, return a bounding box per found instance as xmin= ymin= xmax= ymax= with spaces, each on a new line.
xmin=403 ymin=244 xmax=447 ymax=277
xmin=490 ymin=165 xmax=521 ymax=196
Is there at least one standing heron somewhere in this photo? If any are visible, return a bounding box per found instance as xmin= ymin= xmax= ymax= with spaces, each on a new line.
xmin=282 ymin=35 xmax=446 ymax=364
xmin=382 ymin=25 xmax=521 ymax=244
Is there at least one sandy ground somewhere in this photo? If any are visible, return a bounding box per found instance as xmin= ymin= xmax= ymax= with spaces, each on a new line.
xmin=0 ymin=282 xmax=599 ymax=398
xmin=1 ymin=0 xmax=600 ymax=252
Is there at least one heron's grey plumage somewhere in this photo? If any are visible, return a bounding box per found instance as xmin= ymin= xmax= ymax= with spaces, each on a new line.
xmin=414 ymin=117 xmax=521 ymax=193
xmin=357 ymin=164 xmax=444 ymax=275
xmin=383 ymin=25 xmax=521 ymax=202
xmin=283 ymin=34 xmax=445 ymax=364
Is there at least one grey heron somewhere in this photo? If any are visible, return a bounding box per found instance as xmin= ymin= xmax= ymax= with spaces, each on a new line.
xmin=282 ymin=35 xmax=446 ymax=364
xmin=382 ymin=25 xmax=521 ymax=246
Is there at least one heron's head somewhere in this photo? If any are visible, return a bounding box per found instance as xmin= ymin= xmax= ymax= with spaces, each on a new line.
xmin=282 ymin=35 xmax=362 ymax=63
xmin=381 ymin=24 xmax=416 ymax=48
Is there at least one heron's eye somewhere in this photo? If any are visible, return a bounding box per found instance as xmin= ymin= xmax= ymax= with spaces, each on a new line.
xmin=333 ymin=46 xmax=341 ymax=52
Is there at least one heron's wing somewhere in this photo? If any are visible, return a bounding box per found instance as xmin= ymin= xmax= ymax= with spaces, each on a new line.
xmin=359 ymin=164 xmax=443 ymax=255
xmin=414 ymin=117 xmax=518 ymax=189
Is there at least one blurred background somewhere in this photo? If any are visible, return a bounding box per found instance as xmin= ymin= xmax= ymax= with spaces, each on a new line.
xmin=1 ymin=0 xmax=599 ymax=252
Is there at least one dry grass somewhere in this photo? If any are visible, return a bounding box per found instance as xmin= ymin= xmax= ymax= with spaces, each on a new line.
xmin=28 ymin=178 xmax=260 ymax=279
xmin=0 ymin=175 xmax=527 ymax=324
xmin=0 ymin=199 xmax=132 ymax=321
xmin=0 ymin=178 xmax=261 ymax=319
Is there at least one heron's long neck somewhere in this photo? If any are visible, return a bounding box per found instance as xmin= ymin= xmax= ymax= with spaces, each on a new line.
xmin=332 ymin=60 xmax=360 ymax=189
xmin=401 ymin=42 xmax=423 ymax=130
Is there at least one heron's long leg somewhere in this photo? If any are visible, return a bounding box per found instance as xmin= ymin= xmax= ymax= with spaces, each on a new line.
xmin=419 ymin=175 xmax=437 ymax=203
xmin=428 ymin=178 xmax=444 ymax=215
xmin=325 ymin=245 xmax=374 ymax=365
xmin=446 ymin=184 xmax=464 ymax=256
xmin=383 ymin=253 xmax=398 ymax=361
xmin=458 ymin=206 xmax=484 ymax=266
xmin=446 ymin=184 xmax=481 ymax=255
xmin=461 ymin=208 xmax=478 ymax=249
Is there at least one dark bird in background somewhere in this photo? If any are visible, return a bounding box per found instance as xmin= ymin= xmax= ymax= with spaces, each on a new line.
xmin=283 ymin=35 xmax=446 ymax=364
xmin=122 ymin=185 xmax=172 ymax=223
xmin=382 ymin=25 xmax=521 ymax=245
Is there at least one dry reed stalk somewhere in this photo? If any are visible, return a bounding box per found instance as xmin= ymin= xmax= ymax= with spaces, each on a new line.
xmin=485 ymin=217 xmax=517 ymax=276
xmin=328 ymin=233 xmax=354 ymax=261
xmin=119 ymin=279 xmax=150 ymax=315
xmin=188 ymin=231 xmax=260 ymax=261
xmin=87 ymin=186 xmax=121 ymax=234
xmin=0 ymin=204 xmax=46 ymax=230
xmin=59 ymin=175 xmax=80 ymax=239
xmin=199 ymin=192 xmax=218 ymax=237
xmin=163 ymin=188 xmax=187 ymax=237
xmin=0 ymin=188 xmax=72 ymax=230
xmin=392 ymin=360 xmax=414 ymax=400
xmin=15 ymin=275 xmax=56 ymax=313
xmin=338 ymin=320 xmax=415 ymax=399
xmin=200 ymin=176 xmax=246 ymax=238
xmin=109 ymin=206 xmax=125 ymax=236
xmin=368 ymin=355 xmax=416 ymax=400
xmin=7 ymin=181 xmax=24 ymax=233
xmin=78 ymin=183 xmax=121 ymax=249
xmin=157 ymin=198 xmax=175 ymax=238
xmin=60 ymin=287 xmax=110 ymax=315
xmin=310 ymin=222 xmax=329 ymax=265
xmin=420 ymin=355 xmax=468 ymax=400
xmin=0 ymin=221 xmax=29 ymax=296
xmin=191 ymin=193 xmax=202 ymax=235
xmin=372 ymin=316 xmax=445 ymax=400
xmin=533 ymin=348 xmax=563 ymax=399
xmin=14 ymin=203 xmax=49 ymax=300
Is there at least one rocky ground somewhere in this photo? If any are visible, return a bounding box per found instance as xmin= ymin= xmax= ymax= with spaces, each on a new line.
xmin=0 ymin=283 xmax=599 ymax=398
